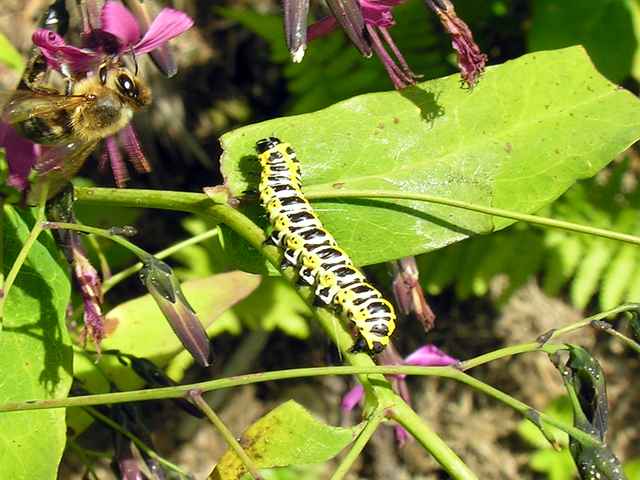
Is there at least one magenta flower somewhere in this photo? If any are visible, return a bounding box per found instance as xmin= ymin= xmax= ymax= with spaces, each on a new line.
xmin=291 ymin=0 xmax=486 ymax=90
xmin=73 ymin=245 xmax=106 ymax=351
xmin=342 ymin=344 xmax=458 ymax=446
xmin=425 ymin=0 xmax=487 ymax=87
xmin=33 ymin=1 xmax=193 ymax=74
xmin=22 ymin=2 xmax=193 ymax=190
xmin=0 ymin=121 xmax=40 ymax=192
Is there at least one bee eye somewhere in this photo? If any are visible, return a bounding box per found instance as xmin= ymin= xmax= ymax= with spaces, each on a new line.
xmin=117 ymin=73 xmax=139 ymax=99
xmin=98 ymin=65 xmax=108 ymax=85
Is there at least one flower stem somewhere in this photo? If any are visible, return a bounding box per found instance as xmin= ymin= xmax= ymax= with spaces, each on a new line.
xmin=84 ymin=406 xmax=191 ymax=477
xmin=43 ymin=221 xmax=150 ymax=260
xmin=102 ymin=227 xmax=219 ymax=294
xmin=391 ymin=401 xmax=479 ymax=480
xmin=0 ymin=184 xmax=48 ymax=325
xmin=331 ymin=410 xmax=385 ymax=480
xmin=189 ymin=390 xmax=262 ymax=480
xmin=303 ymin=189 xmax=640 ymax=246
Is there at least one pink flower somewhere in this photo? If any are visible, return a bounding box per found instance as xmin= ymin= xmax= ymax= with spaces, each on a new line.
xmin=33 ymin=1 xmax=193 ymax=74
xmin=425 ymin=0 xmax=487 ymax=87
xmin=23 ymin=2 xmax=192 ymax=190
xmin=359 ymin=0 xmax=403 ymax=28
xmin=303 ymin=0 xmax=486 ymax=89
xmin=0 ymin=121 xmax=40 ymax=192
xmin=342 ymin=344 xmax=458 ymax=446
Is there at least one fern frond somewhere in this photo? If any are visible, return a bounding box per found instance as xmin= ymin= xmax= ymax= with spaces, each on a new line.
xmin=419 ymin=157 xmax=640 ymax=310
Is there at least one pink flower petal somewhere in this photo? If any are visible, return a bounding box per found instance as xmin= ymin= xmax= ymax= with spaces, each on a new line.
xmin=341 ymin=384 xmax=365 ymax=412
xmin=132 ymin=8 xmax=193 ymax=55
xmin=404 ymin=345 xmax=458 ymax=367
xmin=360 ymin=0 xmax=403 ymax=28
xmin=0 ymin=121 xmax=40 ymax=191
xmin=308 ymin=16 xmax=338 ymax=41
xmin=33 ymin=29 xmax=100 ymax=72
xmin=394 ymin=425 xmax=410 ymax=447
xmin=101 ymin=1 xmax=141 ymax=46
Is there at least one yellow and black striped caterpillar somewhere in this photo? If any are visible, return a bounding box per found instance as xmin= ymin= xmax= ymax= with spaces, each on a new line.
xmin=255 ymin=137 xmax=396 ymax=354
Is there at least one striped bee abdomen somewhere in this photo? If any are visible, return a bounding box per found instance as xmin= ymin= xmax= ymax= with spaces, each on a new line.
xmin=255 ymin=137 xmax=396 ymax=354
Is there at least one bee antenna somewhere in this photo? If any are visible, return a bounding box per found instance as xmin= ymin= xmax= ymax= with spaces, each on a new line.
xmin=130 ymin=46 xmax=139 ymax=76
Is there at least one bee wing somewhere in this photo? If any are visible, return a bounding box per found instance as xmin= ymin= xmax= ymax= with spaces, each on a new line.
xmin=26 ymin=138 xmax=100 ymax=203
xmin=0 ymin=90 xmax=88 ymax=124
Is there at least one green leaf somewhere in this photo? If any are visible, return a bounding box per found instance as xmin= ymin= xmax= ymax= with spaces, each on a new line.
xmin=518 ymin=396 xmax=572 ymax=449
xmin=221 ymin=47 xmax=640 ymax=266
xmin=0 ymin=32 xmax=24 ymax=71
xmin=529 ymin=0 xmax=640 ymax=82
xmin=74 ymin=271 xmax=261 ymax=391
xmin=233 ymin=278 xmax=311 ymax=339
xmin=0 ymin=207 xmax=72 ymax=479
xmin=599 ymin=243 xmax=638 ymax=310
xmin=529 ymin=449 xmax=576 ymax=480
xmin=624 ymin=458 xmax=640 ymax=478
xmin=571 ymin=241 xmax=614 ymax=309
xmin=210 ymin=400 xmax=362 ymax=480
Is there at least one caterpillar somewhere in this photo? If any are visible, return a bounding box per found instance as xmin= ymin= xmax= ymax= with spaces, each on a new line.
xmin=255 ymin=137 xmax=396 ymax=354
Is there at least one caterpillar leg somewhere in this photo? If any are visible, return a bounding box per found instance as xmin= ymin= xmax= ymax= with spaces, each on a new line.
xmin=264 ymin=232 xmax=280 ymax=247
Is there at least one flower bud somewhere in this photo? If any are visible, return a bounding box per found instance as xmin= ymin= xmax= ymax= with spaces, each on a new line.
xmin=139 ymin=257 xmax=212 ymax=367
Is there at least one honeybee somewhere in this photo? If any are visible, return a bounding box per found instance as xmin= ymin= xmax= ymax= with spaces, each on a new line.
xmin=1 ymin=59 xmax=151 ymax=201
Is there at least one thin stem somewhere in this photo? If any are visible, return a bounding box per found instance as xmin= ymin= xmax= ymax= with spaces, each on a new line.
xmin=103 ymin=227 xmax=219 ymax=294
xmin=84 ymin=406 xmax=190 ymax=477
xmin=550 ymin=303 xmax=640 ymax=338
xmin=331 ymin=410 xmax=385 ymax=480
xmin=43 ymin=221 xmax=150 ymax=260
xmin=448 ymin=370 xmax=600 ymax=448
xmin=392 ymin=401 xmax=479 ymax=480
xmin=85 ymin=233 xmax=112 ymax=280
xmin=459 ymin=342 xmax=566 ymax=371
xmin=0 ymin=363 xmax=601 ymax=448
xmin=0 ymin=184 xmax=48 ymax=323
xmin=189 ymin=391 xmax=262 ymax=480
xmin=592 ymin=320 xmax=640 ymax=354
xmin=304 ymin=189 xmax=640 ymax=246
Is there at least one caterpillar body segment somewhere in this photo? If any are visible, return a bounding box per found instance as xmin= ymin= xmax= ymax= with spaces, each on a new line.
xmin=256 ymin=137 xmax=396 ymax=354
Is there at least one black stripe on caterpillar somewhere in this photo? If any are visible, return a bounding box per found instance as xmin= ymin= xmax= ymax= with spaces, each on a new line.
xmin=255 ymin=137 xmax=396 ymax=354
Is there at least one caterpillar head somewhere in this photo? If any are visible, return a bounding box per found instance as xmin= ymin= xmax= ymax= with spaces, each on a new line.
xmin=256 ymin=137 xmax=282 ymax=154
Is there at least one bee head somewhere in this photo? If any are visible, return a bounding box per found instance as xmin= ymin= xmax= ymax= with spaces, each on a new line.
xmin=98 ymin=63 xmax=151 ymax=109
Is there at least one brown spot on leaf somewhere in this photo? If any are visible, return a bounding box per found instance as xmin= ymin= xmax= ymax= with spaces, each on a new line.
xmin=504 ymin=143 xmax=512 ymax=153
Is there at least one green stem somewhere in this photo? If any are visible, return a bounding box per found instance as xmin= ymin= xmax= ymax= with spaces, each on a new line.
xmin=0 ymin=185 xmax=48 ymax=323
xmin=304 ymin=189 xmax=640 ymax=246
xmin=459 ymin=342 xmax=566 ymax=371
xmin=73 ymin=186 xmax=634 ymax=473
xmin=391 ymin=401 xmax=479 ymax=480
xmin=0 ymin=362 xmax=598 ymax=447
xmin=84 ymin=406 xmax=190 ymax=477
xmin=189 ymin=391 xmax=262 ymax=480
xmin=75 ymin=186 xmax=640 ymax=247
xmin=103 ymin=227 xmax=219 ymax=294
xmin=451 ymin=370 xmax=599 ymax=448
xmin=331 ymin=409 xmax=385 ymax=480
xmin=43 ymin=221 xmax=150 ymax=260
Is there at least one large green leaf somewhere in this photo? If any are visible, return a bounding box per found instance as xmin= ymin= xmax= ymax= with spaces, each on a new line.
xmin=76 ymin=271 xmax=261 ymax=390
xmin=221 ymin=47 xmax=640 ymax=266
xmin=529 ymin=0 xmax=640 ymax=82
xmin=0 ymin=207 xmax=72 ymax=480
xmin=210 ymin=400 xmax=363 ymax=480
